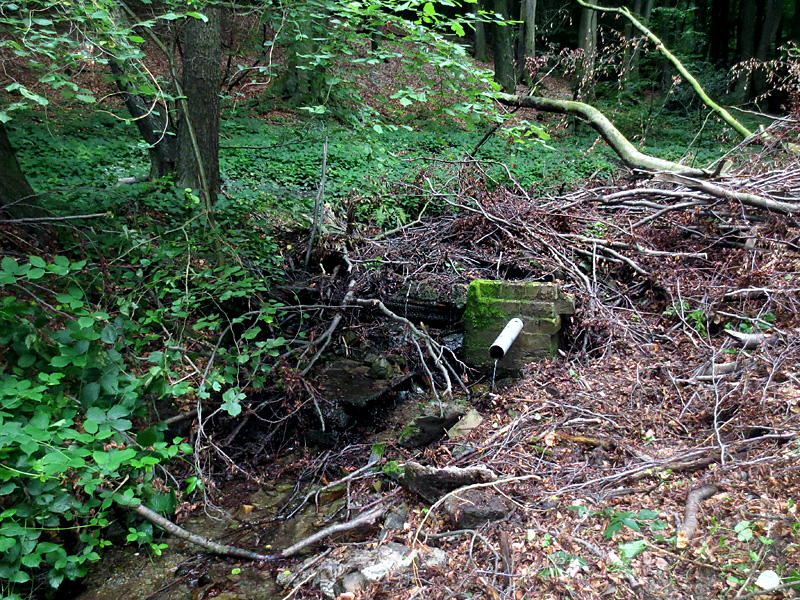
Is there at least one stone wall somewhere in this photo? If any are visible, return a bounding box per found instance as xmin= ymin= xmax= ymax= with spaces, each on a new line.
xmin=462 ymin=280 xmax=574 ymax=370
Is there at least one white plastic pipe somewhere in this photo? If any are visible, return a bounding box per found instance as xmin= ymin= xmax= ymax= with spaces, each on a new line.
xmin=489 ymin=318 xmax=524 ymax=360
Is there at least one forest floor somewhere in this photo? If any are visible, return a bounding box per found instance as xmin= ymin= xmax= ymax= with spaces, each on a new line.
xmin=5 ymin=31 xmax=800 ymax=600
xmin=253 ymin=126 xmax=800 ymax=600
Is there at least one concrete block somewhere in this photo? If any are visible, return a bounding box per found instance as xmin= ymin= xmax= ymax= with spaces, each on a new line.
xmin=462 ymin=280 xmax=574 ymax=369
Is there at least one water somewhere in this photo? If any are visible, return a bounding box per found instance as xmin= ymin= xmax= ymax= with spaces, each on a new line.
xmin=492 ymin=359 xmax=498 ymax=392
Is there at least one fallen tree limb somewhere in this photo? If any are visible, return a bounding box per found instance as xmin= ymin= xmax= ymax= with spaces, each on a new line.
xmin=676 ymin=483 xmax=719 ymax=548
xmin=724 ymin=329 xmax=780 ymax=350
xmin=577 ymin=0 xmax=753 ymax=140
xmin=495 ymin=93 xmax=709 ymax=177
xmin=354 ymin=297 xmax=467 ymax=399
xmin=655 ymin=172 xmax=800 ymax=214
xmin=117 ymin=493 xmax=386 ymax=562
xmin=301 ymin=278 xmax=356 ymax=376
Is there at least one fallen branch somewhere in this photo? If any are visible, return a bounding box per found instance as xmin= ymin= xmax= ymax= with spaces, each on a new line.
xmin=676 ymin=483 xmax=718 ymax=548
xmin=301 ymin=278 xmax=356 ymax=376
xmin=0 ymin=212 xmax=110 ymax=224
xmin=354 ymin=297 xmax=467 ymax=399
xmin=577 ymin=0 xmax=753 ymax=140
xmin=724 ymin=329 xmax=780 ymax=350
xmin=495 ymin=93 xmax=709 ymax=177
xmin=655 ymin=173 xmax=800 ymax=214
xmin=117 ymin=493 xmax=386 ymax=562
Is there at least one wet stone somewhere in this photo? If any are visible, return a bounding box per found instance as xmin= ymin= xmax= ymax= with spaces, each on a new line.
xmin=443 ymin=488 xmax=513 ymax=529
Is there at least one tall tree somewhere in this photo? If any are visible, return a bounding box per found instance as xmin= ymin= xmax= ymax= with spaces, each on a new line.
xmin=519 ymin=0 xmax=537 ymax=82
xmin=176 ymin=6 xmax=223 ymax=202
xmin=493 ymin=0 xmax=517 ymax=92
xmin=708 ymin=0 xmax=732 ymax=65
xmin=576 ymin=4 xmax=598 ymax=98
xmin=474 ymin=0 xmax=489 ymax=61
xmin=735 ymin=0 xmax=758 ymax=98
xmin=752 ymin=0 xmax=784 ymax=99
xmin=0 ymin=122 xmax=40 ymax=219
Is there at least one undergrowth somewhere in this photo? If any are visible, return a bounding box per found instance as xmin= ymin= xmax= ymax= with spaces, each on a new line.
xmin=0 ymin=98 xmax=730 ymax=596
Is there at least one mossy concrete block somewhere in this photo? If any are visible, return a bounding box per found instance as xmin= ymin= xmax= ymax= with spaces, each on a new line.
xmin=463 ymin=280 xmax=574 ymax=369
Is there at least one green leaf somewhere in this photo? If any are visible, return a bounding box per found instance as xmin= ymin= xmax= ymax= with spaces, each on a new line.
xmin=1 ymin=257 xmax=19 ymax=275
xmin=29 ymin=256 xmax=46 ymax=268
xmin=101 ymin=324 xmax=118 ymax=343
xmin=106 ymin=405 xmax=129 ymax=421
xmin=83 ymin=420 xmax=98 ymax=434
xmin=621 ymin=517 xmax=641 ymax=531
xmin=0 ymin=537 xmax=16 ymax=552
xmin=619 ymin=539 xmax=647 ymax=560
xmin=76 ymin=94 xmax=96 ymax=104
xmin=423 ymin=2 xmax=436 ymax=16
xmin=186 ymin=12 xmax=208 ymax=22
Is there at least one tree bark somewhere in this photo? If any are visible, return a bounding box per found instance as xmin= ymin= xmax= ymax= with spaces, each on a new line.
xmin=495 ymin=93 xmax=708 ymax=176
xmin=576 ymin=5 xmax=598 ymax=99
xmin=519 ymin=0 xmax=536 ymax=83
xmin=735 ymin=0 xmax=757 ymax=98
xmin=752 ymin=0 xmax=783 ymax=99
xmin=177 ymin=6 xmax=222 ymax=203
xmin=708 ymin=0 xmax=731 ymax=65
xmin=109 ymin=62 xmax=177 ymax=180
xmin=492 ymin=0 xmax=516 ymax=92
xmin=0 ymin=122 xmax=42 ymax=219
xmin=474 ymin=0 xmax=489 ymax=62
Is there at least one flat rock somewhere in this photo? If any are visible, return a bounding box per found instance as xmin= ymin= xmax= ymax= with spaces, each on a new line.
xmin=447 ymin=409 xmax=484 ymax=439
xmin=443 ymin=488 xmax=513 ymax=529
xmin=400 ymin=462 xmax=497 ymax=504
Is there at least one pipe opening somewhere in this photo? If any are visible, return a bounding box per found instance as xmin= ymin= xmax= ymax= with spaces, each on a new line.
xmin=489 ymin=318 xmax=524 ymax=360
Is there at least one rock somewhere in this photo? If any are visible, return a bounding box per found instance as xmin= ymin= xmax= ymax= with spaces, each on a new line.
xmin=421 ymin=547 xmax=447 ymax=569
xmin=302 ymin=542 xmax=440 ymax=598
xmin=276 ymin=569 xmax=294 ymax=587
xmin=340 ymin=571 xmax=367 ymax=593
xmin=446 ymin=409 xmax=484 ymax=439
xmin=443 ymin=488 xmax=513 ymax=529
xmin=383 ymin=505 xmax=408 ymax=530
xmin=398 ymin=415 xmax=461 ymax=448
xmin=399 ymin=462 xmax=497 ymax=504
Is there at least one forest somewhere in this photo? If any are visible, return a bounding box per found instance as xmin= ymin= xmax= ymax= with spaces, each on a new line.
xmin=1 ymin=0 xmax=800 ymax=599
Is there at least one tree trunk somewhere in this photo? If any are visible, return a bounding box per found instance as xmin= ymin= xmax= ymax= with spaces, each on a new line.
xmin=752 ymin=0 xmax=783 ymax=99
xmin=0 ymin=122 xmax=42 ymax=219
xmin=576 ymin=5 xmax=597 ymax=99
xmin=735 ymin=0 xmax=757 ymax=98
xmin=492 ymin=0 xmax=516 ymax=92
xmin=708 ymin=0 xmax=731 ymax=65
xmin=519 ymin=0 xmax=536 ymax=83
xmin=110 ymin=62 xmax=177 ymax=180
xmin=626 ymin=0 xmax=651 ymax=85
xmin=177 ymin=6 xmax=222 ymax=203
xmin=474 ymin=0 xmax=488 ymax=62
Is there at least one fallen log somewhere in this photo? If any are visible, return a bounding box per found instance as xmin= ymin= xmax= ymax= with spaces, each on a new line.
xmin=495 ymin=93 xmax=710 ymax=177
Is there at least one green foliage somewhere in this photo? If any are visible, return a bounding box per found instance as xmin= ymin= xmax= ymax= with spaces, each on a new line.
xmin=662 ymin=300 xmax=708 ymax=337
xmin=0 ymin=255 xmax=193 ymax=594
xmin=0 ymin=0 xmax=146 ymax=122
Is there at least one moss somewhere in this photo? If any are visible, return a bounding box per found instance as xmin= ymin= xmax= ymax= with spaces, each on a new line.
xmin=464 ymin=279 xmax=507 ymax=330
